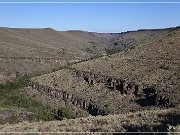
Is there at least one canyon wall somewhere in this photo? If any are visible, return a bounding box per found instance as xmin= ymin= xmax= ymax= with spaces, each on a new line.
xmin=71 ymin=68 xmax=139 ymax=96
xmin=28 ymin=80 xmax=108 ymax=116
xmin=28 ymin=69 xmax=171 ymax=117
xmin=71 ymin=68 xmax=171 ymax=108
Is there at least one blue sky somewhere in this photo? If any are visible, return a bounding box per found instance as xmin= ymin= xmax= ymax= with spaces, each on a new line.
xmin=0 ymin=0 xmax=180 ymax=32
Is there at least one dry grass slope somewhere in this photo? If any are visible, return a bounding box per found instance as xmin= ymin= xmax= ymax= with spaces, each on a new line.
xmin=0 ymin=106 xmax=179 ymax=133
xmin=0 ymin=27 xmax=111 ymax=83
xmin=72 ymin=27 xmax=180 ymax=106
xmin=0 ymin=26 xmax=179 ymax=133
xmin=0 ymin=27 xmax=176 ymax=83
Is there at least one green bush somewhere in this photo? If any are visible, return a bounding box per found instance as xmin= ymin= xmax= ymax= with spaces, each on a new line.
xmin=130 ymin=45 xmax=135 ymax=50
xmin=1 ymin=93 xmax=54 ymax=121
xmin=57 ymin=107 xmax=75 ymax=120
xmin=0 ymin=74 xmax=31 ymax=92
xmin=159 ymin=63 xmax=169 ymax=70
xmin=105 ymin=48 xmax=120 ymax=55
xmin=84 ymin=47 xmax=94 ymax=54
xmin=0 ymin=69 xmax=77 ymax=121
xmin=113 ymin=42 xmax=118 ymax=46
xmin=0 ymin=74 xmax=54 ymax=121
xmin=8 ymin=114 xmax=17 ymax=123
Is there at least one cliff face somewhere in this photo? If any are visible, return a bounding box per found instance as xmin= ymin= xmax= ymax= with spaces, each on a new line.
xmin=27 ymin=68 xmax=172 ymax=117
xmin=1 ymin=26 xmax=179 ymax=132
xmin=28 ymin=80 xmax=108 ymax=116
xmin=72 ymin=69 xmax=171 ymax=107
xmin=72 ymin=27 xmax=180 ymax=109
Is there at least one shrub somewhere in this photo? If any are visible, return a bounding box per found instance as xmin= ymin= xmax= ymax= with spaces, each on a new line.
xmin=105 ymin=48 xmax=120 ymax=55
xmin=113 ymin=42 xmax=118 ymax=46
xmin=57 ymin=107 xmax=75 ymax=120
xmin=84 ymin=48 xmax=94 ymax=54
xmin=130 ymin=45 xmax=135 ymax=50
xmin=0 ymin=74 xmax=31 ymax=92
xmin=1 ymin=92 xmax=54 ymax=121
xmin=8 ymin=114 xmax=17 ymax=123
xmin=0 ymin=74 xmax=54 ymax=122
xmin=159 ymin=63 xmax=169 ymax=70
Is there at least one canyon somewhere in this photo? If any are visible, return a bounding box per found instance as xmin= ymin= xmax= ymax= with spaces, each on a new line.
xmin=0 ymin=26 xmax=179 ymax=132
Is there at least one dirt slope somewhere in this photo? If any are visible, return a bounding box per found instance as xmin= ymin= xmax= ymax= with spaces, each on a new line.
xmin=0 ymin=28 xmax=107 ymax=58
xmin=0 ymin=26 xmax=179 ymax=133
xmin=0 ymin=27 xmax=176 ymax=83
xmin=0 ymin=28 xmax=110 ymax=83
xmin=20 ymin=26 xmax=180 ymax=123
xmin=0 ymin=106 xmax=179 ymax=133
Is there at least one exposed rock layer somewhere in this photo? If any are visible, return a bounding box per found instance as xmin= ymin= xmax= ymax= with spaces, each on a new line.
xmin=28 ymin=68 xmax=171 ymax=116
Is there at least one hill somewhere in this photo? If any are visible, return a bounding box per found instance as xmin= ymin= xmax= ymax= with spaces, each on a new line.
xmin=0 ymin=27 xmax=175 ymax=83
xmin=72 ymin=26 xmax=180 ymax=109
xmin=24 ymin=27 xmax=180 ymax=117
xmin=0 ymin=27 xmax=110 ymax=83
xmin=0 ymin=26 xmax=179 ymax=132
xmin=0 ymin=106 xmax=179 ymax=133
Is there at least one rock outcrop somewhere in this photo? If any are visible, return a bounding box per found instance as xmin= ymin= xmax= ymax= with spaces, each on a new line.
xmin=71 ymin=68 xmax=171 ymax=108
xmin=28 ymin=81 xmax=108 ymax=116
xmin=28 ymin=69 xmax=171 ymax=117
xmin=71 ymin=68 xmax=139 ymax=96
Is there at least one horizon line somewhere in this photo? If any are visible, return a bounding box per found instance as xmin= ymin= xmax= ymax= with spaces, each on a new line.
xmin=1 ymin=26 xmax=179 ymax=33
xmin=0 ymin=2 xmax=180 ymax=4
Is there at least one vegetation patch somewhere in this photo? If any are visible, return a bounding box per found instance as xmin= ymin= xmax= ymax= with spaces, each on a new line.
xmin=56 ymin=107 xmax=75 ymax=120
xmin=0 ymin=74 xmax=54 ymax=121
xmin=159 ymin=63 xmax=169 ymax=70
xmin=105 ymin=48 xmax=121 ymax=55
xmin=8 ymin=114 xmax=18 ymax=123
xmin=84 ymin=47 xmax=94 ymax=54
xmin=0 ymin=74 xmax=77 ymax=122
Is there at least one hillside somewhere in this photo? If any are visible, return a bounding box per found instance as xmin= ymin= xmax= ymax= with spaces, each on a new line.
xmin=0 ymin=27 xmax=109 ymax=83
xmin=0 ymin=26 xmax=179 ymax=132
xmin=0 ymin=27 xmax=174 ymax=84
xmin=24 ymin=27 xmax=180 ymax=117
xmin=0 ymin=107 xmax=37 ymax=125
xmin=0 ymin=106 xmax=179 ymax=133
xmin=72 ymin=26 xmax=180 ymax=108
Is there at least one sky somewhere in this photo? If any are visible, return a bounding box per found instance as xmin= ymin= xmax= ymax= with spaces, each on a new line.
xmin=0 ymin=0 xmax=180 ymax=33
